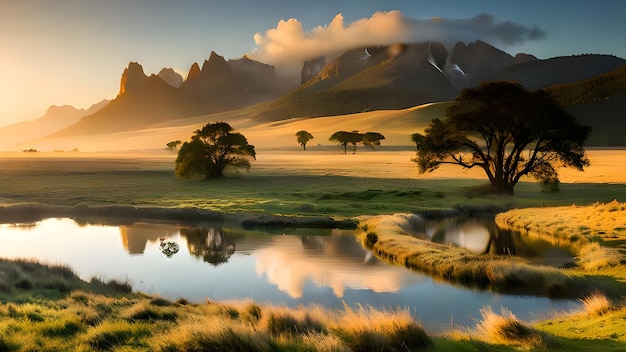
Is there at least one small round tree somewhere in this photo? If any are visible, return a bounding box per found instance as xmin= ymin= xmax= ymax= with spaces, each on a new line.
xmin=175 ymin=121 xmax=256 ymax=179
xmin=295 ymin=130 xmax=314 ymax=150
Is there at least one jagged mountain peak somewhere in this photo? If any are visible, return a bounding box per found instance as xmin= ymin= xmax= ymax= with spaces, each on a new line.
xmin=158 ymin=67 xmax=183 ymax=88
xmin=201 ymin=51 xmax=231 ymax=73
xmin=450 ymin=40 xmax=516 ymax=86
xmin=186 ymin=62 xmax=201 ymax=82
xmin=119 ymin=62 xmax=148 ymax=95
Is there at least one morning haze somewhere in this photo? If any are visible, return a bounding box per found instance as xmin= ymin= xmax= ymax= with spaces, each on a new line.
xmin=0 ymin=1 xmax=625 ymax=351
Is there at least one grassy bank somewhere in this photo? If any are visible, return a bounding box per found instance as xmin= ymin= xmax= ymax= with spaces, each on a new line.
xmin=357 ymin=214 xmax=591 ymax=298
xmin=3 ymin=258 xmax=626 ymax=351
xmin=0 ymin=258 xmax=427 ymax=351
xmin=496 ymin=201 xmax=626 ymax=271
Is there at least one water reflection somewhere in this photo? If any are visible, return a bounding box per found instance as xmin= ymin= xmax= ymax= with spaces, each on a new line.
xmin=0 ymin=218 xmax=579 ymax=332
xmin=256 ymin=232 xmax=420 ymax=298
xmin=181 ymin=226 xmax=238 ymax=266
xmin=420 ymin=216 xmax=574 ymax=266
xmin=119 ymin=223 xmax=179 ymax=254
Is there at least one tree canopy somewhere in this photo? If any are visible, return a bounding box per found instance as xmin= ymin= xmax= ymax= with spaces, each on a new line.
xmin=329 ymin=131 xmax=363 ymax=154
xmin=412 ymin=81 xmax=590 ymax=195
xmin=175 ymin=122 xmax=256 ymax=179
xmin=362 ymin=132 xmax=386 ymax=150
xmin=295 ymin=130 xmax=314 ymax=150
xmin=329 ymin=131 xmax=385 ymax=153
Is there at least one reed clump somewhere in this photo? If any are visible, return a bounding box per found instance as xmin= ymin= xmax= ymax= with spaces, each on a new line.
xmin=579 ymin=292 xmax=613 ymax=316
xmin=475 ymin=307 xmax=559 ymax=349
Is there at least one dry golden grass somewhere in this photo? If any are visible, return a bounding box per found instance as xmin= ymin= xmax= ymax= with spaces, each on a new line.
xmin=496 ymin=201 xmax=625 ymax=270
xmin=579 ymin=292 xmax=613 ymax=316
xmin=475 ymin=307 xmax=558 ymax=350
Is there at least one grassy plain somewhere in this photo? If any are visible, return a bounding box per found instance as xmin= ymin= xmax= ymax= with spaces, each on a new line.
xmin=0 ymin=149 xmax=625 ymax=351
xmin=0 ymin=149 xmax=624 ymax=218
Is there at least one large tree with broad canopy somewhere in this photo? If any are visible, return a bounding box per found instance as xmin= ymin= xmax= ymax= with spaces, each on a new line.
xmin=412 ymin=81 xmax=590 ymax=195
xmin=175 ymin=122 xmax=256 ymax=179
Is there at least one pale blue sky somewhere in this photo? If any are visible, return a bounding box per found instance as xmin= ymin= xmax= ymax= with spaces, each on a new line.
xmin=1 ymin=0 xmax=625 ymax=126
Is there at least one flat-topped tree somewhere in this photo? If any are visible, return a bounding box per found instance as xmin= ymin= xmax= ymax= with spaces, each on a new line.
xmin=175 ymin=122 xmax=256 ymax=179
xmin=362 ymin=132 xmax=385 ymax=150
xmin=329 ymin=131 xmax=363 ymax=154
xmin=412 ymin=81 xmax=590 ymax=195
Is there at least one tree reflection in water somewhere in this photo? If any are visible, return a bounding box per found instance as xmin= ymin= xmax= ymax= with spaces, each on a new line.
xmin=426 ymin=216 xmax=535 ymax=256
xmin=180 ymin=226 xmax=238 ymax=266
xmin=425 ymin=216 xmax=574 ymax=266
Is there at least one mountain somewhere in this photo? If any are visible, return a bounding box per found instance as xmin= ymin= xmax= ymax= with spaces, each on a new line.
xmin=34 ymin=42 xmax=626 ymax=148
xmin=449 ymin=40 xmax=518 ymax=87
xmin=496 ymin=54 xmax=626 ymax=89
xmin=52 ymin=53 xmax=291 ymax=136
xmin=0 ymin=100 xmax=108 ymax=150
xmin=158 ymin=68 xmax=183 ymax=88
xmin=53 ymin=62 xmax=188 ymax=136
xmin=252 ymin=42 xmax=459 ymax=121
xmin=545 ymin=64 xmax=626 ymax=145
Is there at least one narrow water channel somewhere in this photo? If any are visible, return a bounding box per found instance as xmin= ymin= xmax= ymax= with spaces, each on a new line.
xmin=0 ymin=217 xmax=579 ymax=332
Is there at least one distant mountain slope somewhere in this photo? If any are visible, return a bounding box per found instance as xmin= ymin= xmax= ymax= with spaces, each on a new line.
xmin=22 ymin=102 xmax=451 ymax=152
xmin=545 ymin=64 xmax=626 ymax=146
xmin=53 ymin=62 xmax=188 ymax=136
xmin=0 ymin=100 xmax=108 ymax=150
xmin=251 ymin=43 xmax=458 ymax=121
xmin=52 ymin=53 xmax=291 ymax=136
xmin=496 ymin=54 xmax=626 ymax=89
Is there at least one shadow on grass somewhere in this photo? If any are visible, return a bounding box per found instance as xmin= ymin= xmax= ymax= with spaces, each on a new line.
xmin=577 ymin=274 xmax=626 ymax=300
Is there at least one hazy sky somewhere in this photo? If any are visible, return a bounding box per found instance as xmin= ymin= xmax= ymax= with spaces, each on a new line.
xmin=1 ymin=0 xmax=625 ymax=127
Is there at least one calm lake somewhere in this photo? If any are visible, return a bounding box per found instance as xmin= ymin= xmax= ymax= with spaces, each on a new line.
xmin=0 ymin=216 xmax=579 ymax=332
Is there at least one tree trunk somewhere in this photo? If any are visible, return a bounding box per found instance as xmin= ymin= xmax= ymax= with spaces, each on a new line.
xmin=490 ymin=178 xmax=515 ymax=195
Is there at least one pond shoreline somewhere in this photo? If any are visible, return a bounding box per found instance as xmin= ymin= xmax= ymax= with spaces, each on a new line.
xmin=0 ymin=202 xmax=508 ymax=229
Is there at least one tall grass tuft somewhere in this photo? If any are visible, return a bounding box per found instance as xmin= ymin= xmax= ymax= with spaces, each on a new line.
xmin=476 ymin=307 xmax=558 ymax=349
xmin=153 ymin=317 xmax=271 ymax=352
xmin=122 ymin=301 xmax=178 ymax=323
xmin=82 ymin=320 xmax=151 ymax=350
xmin=578 ymin=242 xmax=621 ymax=271
xmin=261 ymin=306 xmax=326 ymax=336
xmin=580 ymin=292 xmax=612 ymax=316
xmin=330 ymin=305 xmax=431 ymax=351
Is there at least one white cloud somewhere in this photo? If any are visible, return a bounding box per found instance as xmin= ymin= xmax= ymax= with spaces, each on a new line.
xmin=248 ymin=11 xmax=545 ymax=76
